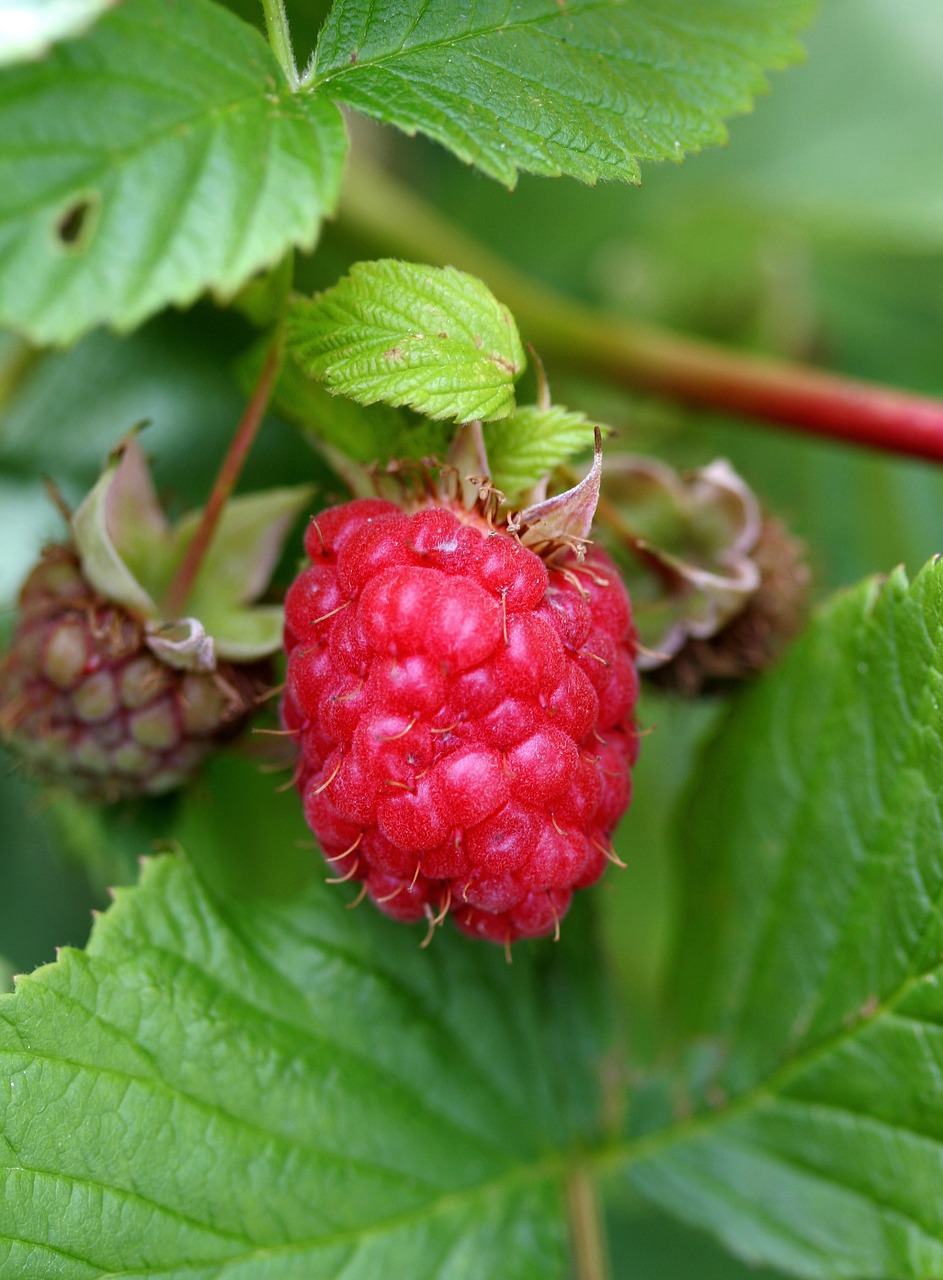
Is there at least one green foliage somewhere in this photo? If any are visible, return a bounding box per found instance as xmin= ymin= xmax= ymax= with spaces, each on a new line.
xmin=269 ymin=350 xmax=454 ymax=465
xmin=288 ymin=261 xmax=525 ymax=422
xmin=0 ymin=0 xmax=347 ymax=344
xmin=0 ymin=765 xmax=605 ymax=1277
xmin=310 ymin=0 xmax=814 ymax=186
xmin=3 ymin=1 xmax=943 ymax=1277
xmin=630 ymin=562 xmax=943 ymax=1277
xmin=483 ymin=405 xmax=599 ymax=502
xmin=661 ymin=0 xmax=943 ymax=250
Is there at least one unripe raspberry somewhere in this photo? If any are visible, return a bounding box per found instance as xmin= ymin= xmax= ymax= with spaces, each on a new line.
xmin=1 ymin=547 xmax=268 ymax=801
xmin=283 ymin=499 xmax=639 ymax=945
xmin=0 ymin=437 xmax=310 ymax=802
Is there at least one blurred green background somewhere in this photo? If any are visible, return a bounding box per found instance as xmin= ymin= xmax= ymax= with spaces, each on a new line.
xmin=1 ymin=0 xmax=940 ymax=1274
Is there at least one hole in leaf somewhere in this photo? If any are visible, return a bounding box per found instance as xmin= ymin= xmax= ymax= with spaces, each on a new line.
xmin=55 ymin=197 xmax=96 ymax=250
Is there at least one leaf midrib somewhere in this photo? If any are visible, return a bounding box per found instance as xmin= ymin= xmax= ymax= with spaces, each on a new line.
xmin=602 ymin=960 xmax=937 ymax=1179
xmin=5 ymin=955 xmax=932 ymax=1276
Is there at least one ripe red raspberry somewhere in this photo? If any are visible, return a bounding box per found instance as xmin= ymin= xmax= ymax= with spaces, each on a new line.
xmin=1 ymin=546 xmax=268 ymax=801
xmin=282 ymin=498 xmax=639 ymax=945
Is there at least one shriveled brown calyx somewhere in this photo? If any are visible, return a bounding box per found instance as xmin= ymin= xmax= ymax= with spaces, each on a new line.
xmin=645 ymin=515 xmax=810 ymax=695
xmin=596 ymin=455 xmax=809 ymax=695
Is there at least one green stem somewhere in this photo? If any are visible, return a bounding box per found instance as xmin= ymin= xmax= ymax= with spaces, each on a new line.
xmin=261 ymin=0 xmax=299 ymax=89
xmin=162 ymin=337 xmax=282 ymax=620
xmin=339 ymin=153 xmax=943 ymax=464
xmin=566 ymin=1165 xmax=613 ymax=1280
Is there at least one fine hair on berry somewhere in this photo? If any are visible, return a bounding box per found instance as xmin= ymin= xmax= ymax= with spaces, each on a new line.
xmin=282 ymin=498 xmax=639 ymax=946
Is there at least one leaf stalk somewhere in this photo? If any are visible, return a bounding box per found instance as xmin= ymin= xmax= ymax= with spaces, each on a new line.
xmin=566 ymin=1164 xmax=612 ymax=1280
xmin=339 ymin=154 xmax=943 ymax=464
xmin=261 ymin=0 xmax=300 ymax=89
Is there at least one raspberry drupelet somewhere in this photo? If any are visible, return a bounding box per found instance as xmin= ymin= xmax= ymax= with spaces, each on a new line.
xmin=282 ymin=497 xmax=639 ymax=945
xmin=1 ymin=546 xmax=268 ymax=800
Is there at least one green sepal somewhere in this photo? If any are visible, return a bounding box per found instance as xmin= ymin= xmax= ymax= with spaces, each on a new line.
xmin=71 ymin=433 xmax=170 ymax=617
xmin=175 ymin=485 xmax=314 ymax=661
xmin=71 ymin=436 xmax=313 ymax=664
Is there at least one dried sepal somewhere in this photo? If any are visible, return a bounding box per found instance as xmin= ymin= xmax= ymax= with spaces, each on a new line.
xmin=647 ymin=515 xmax=810 ymax=696
xmin=517 ymin=427 xmax=602 ymax=557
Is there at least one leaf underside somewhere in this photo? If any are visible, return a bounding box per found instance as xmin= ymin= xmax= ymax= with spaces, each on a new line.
xmin=310 ymin=0 xmax=815 ymax=185
xmin=629 ymin=562 xmax=943 ymax=1278
xmin=0 ymin=0 xmax=347 ymax=345
xmin=288 ymin=260 xmax=526 ymax=422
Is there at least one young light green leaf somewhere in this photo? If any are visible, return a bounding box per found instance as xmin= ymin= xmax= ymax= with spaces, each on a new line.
xmin=0 ymin=0 xmax=116 ymax=64
xmin=0 ymin=0 xmax=347 ymax=345
xmin=309 ymin=0 xmax=814 ymax=186
xmin=288 ymin=260 xmax=525 ymax=422
xmin=0 ymin=774 xmax=607 ymax=1276
xmin=483 ymin=405 xmax=599 ymax=501
xmin=623 ymin=561 xmax=943 ymax=1277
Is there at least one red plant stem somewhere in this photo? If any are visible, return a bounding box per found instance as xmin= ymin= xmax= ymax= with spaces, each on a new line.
xmin=548 ymin=313 xmax=943 ymax=463
xmin=163 ymin=339 xmax=281 ymax=619
xmin=340 ymin=155 xmax=943 ymax=463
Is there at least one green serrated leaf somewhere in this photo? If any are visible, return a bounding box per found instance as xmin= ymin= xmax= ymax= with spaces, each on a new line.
xmin=483 ymin=404 xmax=598 ymax=501
xmin=0 ymin=806 xmax=607 ymax=1276
xmin=622 ymin=561 xmax=943 ymax=1277
xmin=309 ymin=0 xmax=814 ymax=186
xmin=0 ymin=0 xmax=347 ymax=345
xmin=0 ymin=0 xmax=117 ymax=65
xmin=288 ymin=260 xmax=526 ymax=422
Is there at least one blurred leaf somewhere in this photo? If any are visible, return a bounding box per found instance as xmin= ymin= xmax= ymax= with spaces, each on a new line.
xmin=174 ymin=752 xmax=316 ymax=901
xmin=663 ymin=0 xmax=943 ymax=249
xmin=602 ymin=693 xmax=721 ymax=1058
xmin=0 ymin=0 xmax=347 ymax=344
xmin=0 ymin=478 xmax=61 ymax=605
xmin=311 ymin=0 xmax=813 ymax=186
xmin=40 ymin=787 xmax=180 ymax=893
xmin=625 ymin=561 xmax=943 ymax=1276
xmin=0 ymin=769 xmax=101 ymax=974
xmin=289 ymin=261 xmax=525 ymax=422
xmin=0 ymin=0 xmax=117 ymax=65
xmin=0 ymin=829 xmax=608 ymax=1275
xmin=0 ymin=312 xmax=329 ymax=615
xmin=0 ymin=312 xmax=321 ymax=493
xmin=607 ymin=1198 xmax=792 ymax=1280
xmin=483 ymin=405 xmax=598 ymax=502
